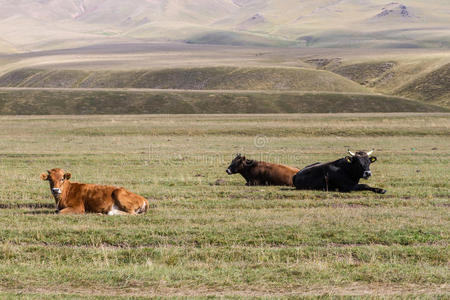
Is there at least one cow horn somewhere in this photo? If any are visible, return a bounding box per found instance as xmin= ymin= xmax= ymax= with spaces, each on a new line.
xmin=244 ymin=159 xmax=254 ymax=166
xmin=347 ymin=149 xmax=355 ymax=156
xmin=367 ymin=149 xmax=374 ymax=156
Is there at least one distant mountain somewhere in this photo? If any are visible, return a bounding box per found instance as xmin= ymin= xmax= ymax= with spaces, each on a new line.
xmin=0 ymin=0 xmax=449 ymax=53
xmin=369 ymin=2 xmax=418 ymax=22
xmin=376 ymin=3 xmax=414 ymax=18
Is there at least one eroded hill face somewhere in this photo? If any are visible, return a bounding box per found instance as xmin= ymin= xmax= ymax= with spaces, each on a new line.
xmin=297 ymin=51 xmax=450 ymax=108
xmin=0 ymin=0 xmax=449 ymax=52
xmin=396 ymin=63 xmax=450 ymax=107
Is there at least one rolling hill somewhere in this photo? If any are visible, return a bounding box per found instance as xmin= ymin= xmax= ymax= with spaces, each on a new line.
xmin=0 ymin=67 xmax=368 ymax=92
xmin=0 ymin=89 xmax=445 ymax=115
xmin=0 ymin=0 xmax=449 ymax=52
xmin=395 ymin=62 xmax=450 ymax=107
xmin=319 ymin=53 xmax=450 ymax=107
xmin=0 ymin=45 xmax=448 ymax=113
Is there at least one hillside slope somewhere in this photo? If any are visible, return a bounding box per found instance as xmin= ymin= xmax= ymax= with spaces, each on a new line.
xmin=0 ymin=89 xmax=445 ymax=114
xmin=395 ymin=63 xmax=450 ymax=107
xmin=0 ymin=67 xmax=368 ymax=93
xmin=0 ymin=38 xmax=16 ymax=54
xmin=315 ymin=54 xmax=450 ymax=108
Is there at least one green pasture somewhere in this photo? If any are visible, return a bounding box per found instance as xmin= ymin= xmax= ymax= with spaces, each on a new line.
xmin=0 ymin=114 xmax=448 ymax=297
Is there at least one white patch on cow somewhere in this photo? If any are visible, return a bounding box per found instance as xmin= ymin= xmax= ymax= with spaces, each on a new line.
xmin=108 ymin=204 xmax=121 ymax=216
xmin=52 ymin=188 xmax=62 ymax=194
xmin=136 ymin=201 xmax=146 ymax=214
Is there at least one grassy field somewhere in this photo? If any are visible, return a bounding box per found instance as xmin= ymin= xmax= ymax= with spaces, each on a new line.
xmin=0 ymin=113 xmax=448 ymax=297
xmin=0 ymin=88 xmax=446 ymax=114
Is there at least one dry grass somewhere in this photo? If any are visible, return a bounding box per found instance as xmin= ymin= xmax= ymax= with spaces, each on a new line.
xmin=323 ymin=53 xmax=450 ymax=107
xmin=0 ymin=46 xmax=449 ymax=111
xmin=0 ymin=88 xmax=445 ymax=114
xmin=0 ymin=66 xmax=367 ymax=92
xmin=0 ymin=113 xmax=448 ymax=297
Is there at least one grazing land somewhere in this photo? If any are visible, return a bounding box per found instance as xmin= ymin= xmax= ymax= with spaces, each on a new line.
xmin=0 ymin=45 xmax=449 ymax=113
xmin=0 ymin=113 xmax=448 ymax=297
xmin=0 ymin=88 xmax=445 ymax=114
xmin=0 ymin=67 xmax=367 ymax=92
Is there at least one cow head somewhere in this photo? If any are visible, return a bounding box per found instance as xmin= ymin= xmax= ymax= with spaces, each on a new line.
xmin=226 ymin=154 xmax=254 ymax=175
xmin=345 ymin=150 xmax=377 ymax=179
xmin=40 ymin=168 xmax=71 ymax=199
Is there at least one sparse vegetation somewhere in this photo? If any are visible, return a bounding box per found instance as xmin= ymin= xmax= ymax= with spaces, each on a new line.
xmin=0 ymin=67 xmax=367 ymax=92
xmin=317 ymin=53 xmax=450 ymax=109
xmin=0 ymin=89 xmax=446 ymax=115
xmin=396 ymin=63 xmax=450 ymax=107
xmin=332 ymin=61 xmax=397 ymax=86
xmin=1 ymin=0 xmax=449 ymax=51
xmin=0 ymin=46 xmax=448 ymax=111
xmin=186 ymin=31 xmax=297 ymax=47
xmin=0 ymin=114 xmax=448 ymax=297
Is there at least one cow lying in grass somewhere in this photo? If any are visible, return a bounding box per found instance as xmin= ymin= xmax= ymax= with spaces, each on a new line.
xmin=293 ymin=150 xmax=386 ymax=194
xmin=226 ymin=154 xmax=300 ymax=186
xmin=40 ymin=168 xmax=148 ymax=215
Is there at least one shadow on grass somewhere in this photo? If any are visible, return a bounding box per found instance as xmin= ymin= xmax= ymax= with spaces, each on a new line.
xmin=23 ymin=210 xmax=57 ymax=215
xmin=0 ymin=203 xmax=55 ymax=209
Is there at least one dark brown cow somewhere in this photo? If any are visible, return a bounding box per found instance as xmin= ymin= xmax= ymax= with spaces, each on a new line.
xmin=40 ymin=168 xmax=148 ymax=215
xmin=226 ymin=154 xmax=300 ymax=186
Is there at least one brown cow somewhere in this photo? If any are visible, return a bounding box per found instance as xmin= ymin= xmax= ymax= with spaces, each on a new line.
xmin=40 ymin=168 xmax=148 ymax=215
xmin=226 ymin=154 xmax=299 ymax=186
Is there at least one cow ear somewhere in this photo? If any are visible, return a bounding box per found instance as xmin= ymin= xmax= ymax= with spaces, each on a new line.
xmin=40 ymin=173 xmax=48 ymax=180
xmin=370 ymin=156 xmax=377 ymax=163
xmin=345 ymin=156 xmax=352 ymax=163
xmin=64 ymin=172 xmax=72 ymax=180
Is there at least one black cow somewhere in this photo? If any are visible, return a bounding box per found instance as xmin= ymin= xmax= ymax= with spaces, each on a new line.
xmin=293 ymin=150 xmax=386 ymax=194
